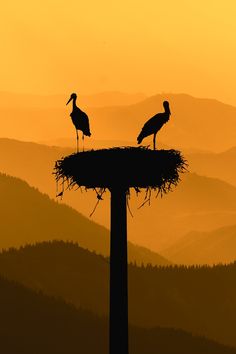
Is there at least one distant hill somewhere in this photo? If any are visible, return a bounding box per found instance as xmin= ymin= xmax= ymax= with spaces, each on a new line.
xmin=128 ymin=173 xmax=236 ymax=251
xmin=1 ymin=93 xmax=236 ymax=150
xmin=1 ymin=138 xmax=236 ymax=252
xmin=162 ymin=224 xmax=236 ymax=265
xmin=2 ymin=241 xmax=236 ymax=348
xmin=0 ymin=172 xmax=170 ymax=266
xmin=39 ymin=137 xmax=136 ymax=149
xmin=0 ymin=274 xmax=233 ymax=354
xmin=0 ymin=91 xmax=146 ymax=108
xmin=86 ymin=93 xmax=236 ymax=151
xmin=187 ymin=147 xmax=236 ymax=186
xmin=0 ymin=91 xmax=147 ymax=142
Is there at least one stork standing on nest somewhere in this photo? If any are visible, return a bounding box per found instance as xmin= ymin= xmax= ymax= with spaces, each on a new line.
xmin=137 ymin=100 xmax=171 ymax=150
xmin=66 ymin=93 xmax=91 ymax=152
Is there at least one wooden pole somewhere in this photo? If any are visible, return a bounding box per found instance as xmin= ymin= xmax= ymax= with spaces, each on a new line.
xmin=109 ymin=187 xmax=129 ymax=354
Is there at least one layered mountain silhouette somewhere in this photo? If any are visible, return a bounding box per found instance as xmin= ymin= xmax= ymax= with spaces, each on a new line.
xmin=1 ymin=138 xmax=236 ymax=254
xmin=1 ymin=92 xmax=236 ymax=353
xmin=128 ymin=173 xmax=236 ymax=251
xmin=0 ymin=173 xmax=169 ymax=266
xmin=1 ymin=92 xmax=236 ymax=151
xmin=187 ymin=147 xmax=236 ymax=187
xmin=87 ymin=93 xmax=236 ymax=151
xmin=40 ymin=137 xmax=136 ymax=149
xmin=1 ymin=241 xmax=236 ymax=348
xmin=162 ymin=224 xmax=236 ymax=265
xmin=0 ymin=273 xmax=234 ymax=354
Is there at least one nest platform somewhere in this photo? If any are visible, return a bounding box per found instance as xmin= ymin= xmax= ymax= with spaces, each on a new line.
xmin=55 ymin=146 xmax=187 ymax=194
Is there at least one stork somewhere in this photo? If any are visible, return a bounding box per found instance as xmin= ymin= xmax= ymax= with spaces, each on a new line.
xmin=66 ymin=93 xmax=91 ymax=152
xmin=137 ymin=101 xmax=171 ymax=150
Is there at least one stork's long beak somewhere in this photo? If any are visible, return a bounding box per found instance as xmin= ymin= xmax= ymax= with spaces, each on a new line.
xmin=66 ymin=97 xmax=72 ymax=105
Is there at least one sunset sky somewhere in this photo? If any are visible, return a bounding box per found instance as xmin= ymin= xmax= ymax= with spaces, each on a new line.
xmin=1 ymin=1 xmax=236 ymax=105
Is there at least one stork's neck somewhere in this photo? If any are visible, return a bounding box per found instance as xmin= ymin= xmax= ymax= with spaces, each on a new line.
xmin=72 ymin=97 xmax=77 ymax=110
xmin=164 ymin=106 xmax=171 ymax=115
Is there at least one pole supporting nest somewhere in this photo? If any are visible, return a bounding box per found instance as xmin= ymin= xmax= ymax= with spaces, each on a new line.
xmin=54 ymin=146 xmax=188 ymax=354
xmin=110 ymin=187 xmax=128 ymax=354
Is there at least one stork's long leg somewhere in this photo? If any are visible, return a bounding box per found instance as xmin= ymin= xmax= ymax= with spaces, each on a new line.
xmin=153 ymin=133 xmax=157 ymax=150
xmin=76 ymin=129 xmax=79 ymax=153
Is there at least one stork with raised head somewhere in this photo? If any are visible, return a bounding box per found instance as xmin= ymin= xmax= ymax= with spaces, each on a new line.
xmin=137 ymin=101 xmax=171 ymax=150
xmin=66 ymin=93 xmax=91 ymax=152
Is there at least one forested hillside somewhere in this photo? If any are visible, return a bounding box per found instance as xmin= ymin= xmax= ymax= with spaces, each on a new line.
xmin=0 ymin=274 xmax=235 ymax=354
xmin=1 ymin=241 xmax=236 ymax=347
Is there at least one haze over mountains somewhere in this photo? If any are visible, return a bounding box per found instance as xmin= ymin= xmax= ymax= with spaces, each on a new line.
xmin=1 ymin=89 xmax=236 ymax=352
xmin=1 ymin=91 xmax=236 ymax=264
xmin=0 ymin=91 xmax=146 ymax=142
xmin=1 ymin=91 xmax=236 ymax=151
xmin=187 ymin=148 xmax=236 ymax=187
xmin=163 ymin=224 xmax=236 ymax=265
xmin=86 ymin=93 xmax=236 ymax=151
xmin=3 ymin=0 xmax=236 ymax=350
xmin=0 ymin=172 xmax=169 ymax=266
xmin=0 ymin=138 xmax=236 ymax=258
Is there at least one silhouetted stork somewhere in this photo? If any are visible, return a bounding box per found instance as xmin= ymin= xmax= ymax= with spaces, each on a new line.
xmin=137 ymin=101 xmax=171 ymax=150
xmin=66 ymin=93 xmax=91 ymax=152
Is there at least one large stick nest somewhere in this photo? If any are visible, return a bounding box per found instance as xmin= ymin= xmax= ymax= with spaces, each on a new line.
xmin=54 ymin=147 xmax=187 ymax=196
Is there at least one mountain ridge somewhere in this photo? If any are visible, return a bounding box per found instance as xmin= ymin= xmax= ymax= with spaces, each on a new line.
xmin=187 ymin=148 xmax=236 ymax=186
xmin=1 ymin=138 xmax=236 ymax=252
xmin=0 ymin=172 xmax=170 ymax=266
xmin=162 ymin=223 xmax=236 ymax=265
xmin=1 ymin=92 xmax=236 ymax=150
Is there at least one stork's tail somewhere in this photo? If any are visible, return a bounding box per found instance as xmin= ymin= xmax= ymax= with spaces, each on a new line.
xmin=137 ymin=131 xmax=144 ymax=144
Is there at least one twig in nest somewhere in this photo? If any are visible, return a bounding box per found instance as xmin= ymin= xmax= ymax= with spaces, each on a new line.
xmin=89 ymin=188 xmax=106 ymax=217
xmin=89 ymin=199 xmax=100 ymax=217
xmin=56 ymin=177 xmax=65 ymax=200
xmin=138 ymin=198 xmax=150 ymax=209
xmin=127 ymin=196 xmax=133 ymax=217
xmin=138 ymin=188 xmax=152 ymax=209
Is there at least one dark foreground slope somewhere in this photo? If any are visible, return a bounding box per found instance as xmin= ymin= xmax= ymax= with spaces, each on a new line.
xmin=0 ymin=173 xmax=169 ymax=266
xmin=1 ymin=241 xmax=236 ymax=348
xmin=0 ymin=275 xmax=235 ymax=354
xmin=0 ymin=276 xmax=106 ymax=354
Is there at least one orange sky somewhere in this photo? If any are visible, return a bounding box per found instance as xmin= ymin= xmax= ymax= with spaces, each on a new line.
xmin=1 ymin=0 xmax=236 ymax=105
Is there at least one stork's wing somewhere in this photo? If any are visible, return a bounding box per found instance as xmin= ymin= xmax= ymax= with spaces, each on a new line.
xmin=80 ymin=111 xmax=91 ymax=136
xmin=141 ymin=113 xmax=164 ymax=135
